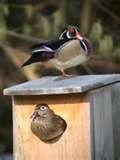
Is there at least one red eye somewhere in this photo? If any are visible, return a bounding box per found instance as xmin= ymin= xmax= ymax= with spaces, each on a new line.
xmin=68 ymin=28 xmax=75 ymax=33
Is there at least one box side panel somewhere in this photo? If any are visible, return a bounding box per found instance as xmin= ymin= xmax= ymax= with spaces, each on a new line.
xmin=88 ymin=86 xmax=114 ymax=160
xmin=111 ymin=83 xmax=120 ymax=160
xmin=12 ymin=94 xmax=92 ymax=160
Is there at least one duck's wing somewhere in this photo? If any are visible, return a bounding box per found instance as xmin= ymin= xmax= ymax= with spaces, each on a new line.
xmin=22 ymin=46 xmax=55 ymax=67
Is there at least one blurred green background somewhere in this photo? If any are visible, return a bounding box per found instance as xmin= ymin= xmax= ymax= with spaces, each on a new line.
xmin=0 ymin=0 xmax=120 ymax=157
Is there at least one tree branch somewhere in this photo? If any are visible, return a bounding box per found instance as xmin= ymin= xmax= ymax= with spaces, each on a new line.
xmin=0 ymin=42 xmax=39 ymax=80
xmin=0 ymin=28 xmax=45 ymax=43
xmin=93 ymin=0 xmax=120 ymax=23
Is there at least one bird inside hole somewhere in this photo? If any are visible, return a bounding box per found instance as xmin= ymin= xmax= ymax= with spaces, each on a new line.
xmin=22 ymin=25 xmax=92 ymax=77
xmin=31 ymin=104 xmax=67 ymax=143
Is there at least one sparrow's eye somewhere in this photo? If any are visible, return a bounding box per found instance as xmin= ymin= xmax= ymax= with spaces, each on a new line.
xmin=40 ymin=105 xmax=48 ymax=111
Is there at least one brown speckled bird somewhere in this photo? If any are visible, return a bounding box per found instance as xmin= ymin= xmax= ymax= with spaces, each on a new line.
xmin=31 ymin=104 xmax=67 ymax=143
xmin=22 ymin=26 xmax=92 ymax=77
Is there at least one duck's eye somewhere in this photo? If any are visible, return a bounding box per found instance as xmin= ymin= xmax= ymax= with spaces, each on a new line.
xmin=68 ymin=28 xmax=76 ymax=37
xmin=40 ymin=105 xmax=48 ymax=111
xmin=69 ymin=28 xmax=75 ymax=33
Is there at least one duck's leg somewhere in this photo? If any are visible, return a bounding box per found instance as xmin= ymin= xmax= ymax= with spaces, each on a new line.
xmin=60 ymin=69 xmax=73 ymax=77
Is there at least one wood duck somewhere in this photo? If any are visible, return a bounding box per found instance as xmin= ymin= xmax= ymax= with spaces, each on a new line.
xmin=31 ymin=104 xmax=67 ymax=143
xmin=22 ymin=26 xmax=92 ymax=77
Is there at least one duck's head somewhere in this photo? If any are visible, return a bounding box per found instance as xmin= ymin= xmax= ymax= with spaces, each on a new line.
xmin=31 ymin=104 xmax=54 ymax=119
xmin=59 ymin=25 xmax=93 ymax=55
xmin=59 ymin=26 xmax=82 ymax=40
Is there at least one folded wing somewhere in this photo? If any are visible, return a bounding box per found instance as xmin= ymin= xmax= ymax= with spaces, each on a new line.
xmin=22 ymin=46 xmax=55 ymax=67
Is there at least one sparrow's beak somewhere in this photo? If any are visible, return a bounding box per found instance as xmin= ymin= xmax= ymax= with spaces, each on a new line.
xmin=76 ymin=30 xmax=83 ymax=40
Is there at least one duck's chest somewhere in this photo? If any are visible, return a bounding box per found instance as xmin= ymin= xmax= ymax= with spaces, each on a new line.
xmin=56 ymin=39 xmax=83 ymax=62
xmin=49 ymin=39 xmax=87 ymax=69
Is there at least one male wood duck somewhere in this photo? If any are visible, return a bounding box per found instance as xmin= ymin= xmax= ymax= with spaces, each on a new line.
xmin=22 ymin=26 xmax=92 ymax=77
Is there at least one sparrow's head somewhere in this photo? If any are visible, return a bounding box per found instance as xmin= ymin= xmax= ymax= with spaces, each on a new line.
xmin=31 ymin=104 xmax=54 ymax=119
xmin=59 ymin=26 xmax=82 ymax=40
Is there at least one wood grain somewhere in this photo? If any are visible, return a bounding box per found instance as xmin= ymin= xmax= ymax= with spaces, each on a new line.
xmin=13 ymin=94 xmax=92 ymax=160
xmin=111 ymin=83 xmax=120 ymax=160
xmin=4 ymin=75 xmax=120 ymax=95
xmin=88 ymin=86 xmax=114 ymax=160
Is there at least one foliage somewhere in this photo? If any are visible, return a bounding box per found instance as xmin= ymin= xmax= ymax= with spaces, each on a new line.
xmin=0 ymin=0 xmax=120 ymax=155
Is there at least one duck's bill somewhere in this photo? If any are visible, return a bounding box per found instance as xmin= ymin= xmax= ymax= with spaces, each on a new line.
xmin=76 ymin=30 xmax=83 ymax=40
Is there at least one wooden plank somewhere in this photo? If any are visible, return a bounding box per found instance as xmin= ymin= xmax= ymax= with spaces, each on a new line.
xmin=88 ymin=86 xmax=114 ymax=160
xmin=12 ymin=94 xmax=92 ymax=160
xmin=111 ymin=83 xmax=120 ymax=160
xmin=0 ymin=154 xmax=12 ymax=160
xmin=4 ymin=75 xmax=120 ymax=95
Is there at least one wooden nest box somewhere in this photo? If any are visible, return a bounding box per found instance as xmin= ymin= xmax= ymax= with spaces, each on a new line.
xmin=3 ymin=75 xmax=120 ymax=160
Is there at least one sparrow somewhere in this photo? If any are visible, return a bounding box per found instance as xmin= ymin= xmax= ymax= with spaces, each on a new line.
xmin=22 ymin=26 xmax=92 ymax=77
xmin=31 ymin=104 xmax=67 ymax=143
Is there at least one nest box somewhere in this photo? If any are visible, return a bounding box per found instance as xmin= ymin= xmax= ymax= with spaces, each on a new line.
xmin=3 ymin=75 xmax=120 ymax=160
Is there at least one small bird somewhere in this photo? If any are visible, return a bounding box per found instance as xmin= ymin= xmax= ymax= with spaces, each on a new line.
xmin=22 ymin=26 xmax=92 ymax=77
xmin=31 ymin=104 xmax=67 ymax=143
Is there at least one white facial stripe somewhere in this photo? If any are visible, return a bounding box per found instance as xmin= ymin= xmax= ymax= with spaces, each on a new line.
xmin=66 ymin=31 xmax=71 ymax=39
xmin=81 ymin=40 xmax=88 ymax=53
xmin=79 ymin=36 xmax=83 ymax=40
xmin=59 ymin=30 xmax=67 ymax=39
